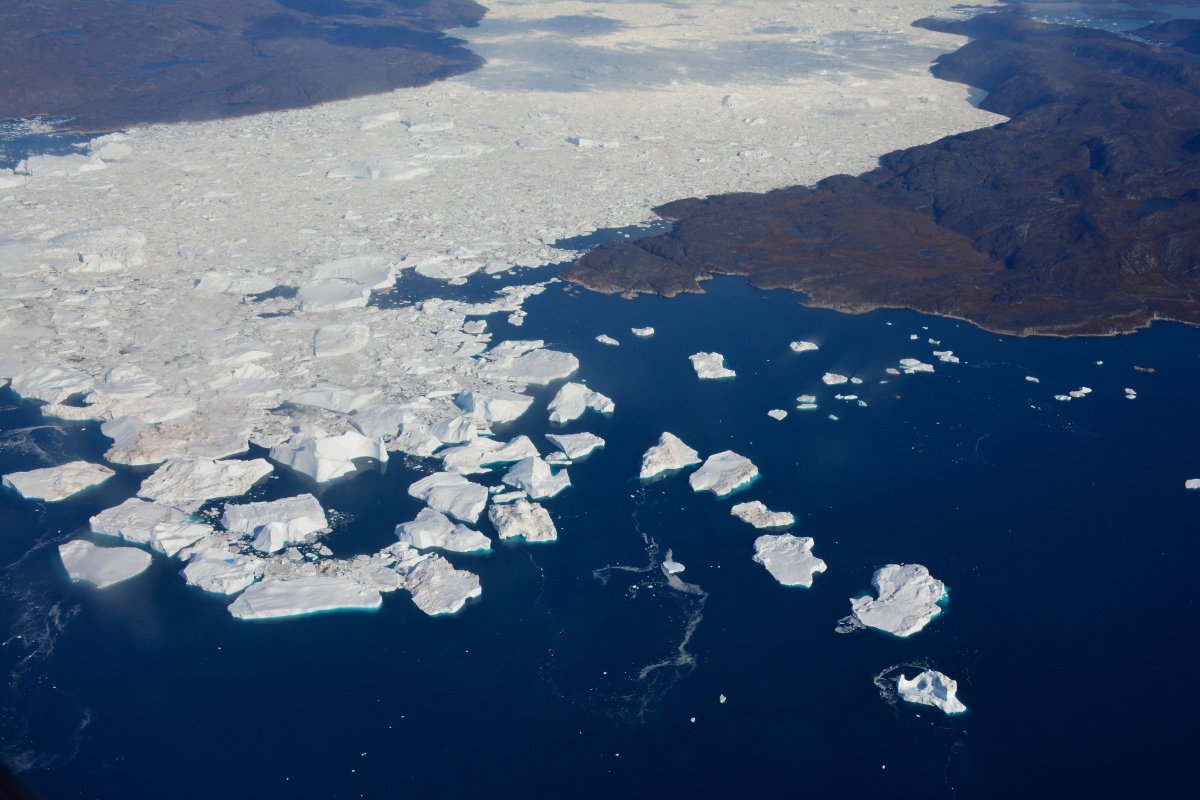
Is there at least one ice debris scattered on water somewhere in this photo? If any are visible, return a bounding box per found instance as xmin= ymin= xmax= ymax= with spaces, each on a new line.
xmin=4 ymin=460 xmax=115 ymax=501
xmin=899 ymin=358 xmax=934 ymax=374
xmin=897 ymin=670 xmax=967 ymax=715
xmin=639 ymin=432 xmax=701 ymax=479
xmin=690 ymin=352 xmax=735 ymax=379
xmin=789 ymin=341 xmax=818 ymax=353
xmin=752 ymin=534 xmax=826 ymax=587
xmin=1125 ymin=388 xmax=1137 ymax=400
xmin=488 ymin=498 xmax=557 ymax=542
xmin=404 ymin=555 xmax=482 ymax=615
xmin=932 ymin=351 xmax=959 ymax=363
xmin=502 ymin=456 xmax=570 ymax=499
xmin=850 ymin=564 xmax=945 ymax=637
xmin=396 ymin=508 xmax=491 ymax=552
xmin=547 ymin=382 xmax=614 ymax=423
xmin=731 ymin=501 xmax=794 ymax=529
xmin=59 ymin=540 xmax=151 ymax=588
xmin=689 ymin=451 xmax=758 ymax=496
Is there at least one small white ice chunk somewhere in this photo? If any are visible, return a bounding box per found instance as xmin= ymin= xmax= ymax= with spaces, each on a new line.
xmin=790 ymin=341 xmax=818 ymax=353
xmin=631 ymin=327 xmax=654 ymax=337
xmin=488 ymin=498 xmax=557 ymax=542
xmin=752 ymin=534 xmax=826 ymax=587
xmin=897 ymin=670 xmax=967 ymax=714
xmin=596 ymin=335 xmax=619 ymax=346
xmin=639 ymin=432 xmax=701 ymax=479
xmin=59 ymin=540 xmax=151 ymax=588
xmin=1026 ymin=376 xmax=1040 ymax=383
xmin=547 ymin=382 xmax=614 ymax=423
xmin=822 ymin=373 xmax=848 ymax=385
xmin=731 ymin=501 xmax=794 ymax=529
xmin=4 ymin=461 xmax=114 ymax=501
xmin=502 ymin=457 xmax=570 ymax=499
xmin=228 ymin=576 xmax=382 ymax=619
xmin=1186 ymin=479 xmax=1200 ymax=490
xmin=689 ymin=451 xmax=758 ymax=496
xmin=850 ymin=564 xmax=945 ymax=637
xmin=663 ymin=560 xmax=685 ymax=574
xmin=690 ymin=352 xmax=735 ymax=379
xmin=767 ymin=409 xmax=787 ymax=421
xmin=899 ymin=358 xmax=934 ymax=373
xmin=269 ymin=431 xmax=387 ymax=483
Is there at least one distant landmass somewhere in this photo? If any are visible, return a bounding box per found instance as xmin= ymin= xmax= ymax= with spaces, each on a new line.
xmin=0 ymin=0 xmax=486 ymax=132
xmin=562 ymin=12 xmax=1200 ymax=336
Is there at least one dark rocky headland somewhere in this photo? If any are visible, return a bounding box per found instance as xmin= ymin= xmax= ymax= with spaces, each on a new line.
xmin=562 ymin=13 xmax=1200 ymax=337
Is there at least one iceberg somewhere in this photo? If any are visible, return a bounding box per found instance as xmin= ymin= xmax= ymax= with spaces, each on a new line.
xmin=767 ymin=409 xmax=787 ymax=421
xmin=547 ymin=382 xmax=614 ymax=423
xmin=313 ymin=322 xmax=370 ymax=358
xmin=797 ymin=395 xmax=816 ymax=403
xmin=899 ymin=358 xmax=934 ymax=374
xmin=689 ymin=451 xmax=758 ymax=496
xmin=596 ymin=334 xmax=619 ymax=346
xmin=407 ymin=472 xmax=489 ymax=523
xmin=391 ymin=424 xmax=444 ymax=457
xmin=545 ymin=432 xmax=604 ymax=459
xmin=138 ymin=458 xmax=274 ymax=513
xmin=58 ymin=540 xmax=151 ymax=588
xmin=478 ymin=349 xmax=579 ymax=384
xmin=135 ymin=520 xmax=213 ymax=557
xmin=479 ymin=435 xmax=539 ymax=464
xmin=403 ymin=556 xmax=481 ymax=615
xmin=308 ymin=256 xmax=396 ymax=290
xmin=297 ymin=279 xmax=371 ymax=312
xmin=850 ymin=564 xmax=945 ymax=637
xmin=822 ymin=373 xmax=848 ymax=385
xmin=752 ymin=534 xmax=826 ymax=587
xmin=221 ymin=494 xmax=327 ymax=553
xmin=288 ymin=384 xmax=380 ymax=413
xmin=789 ymin=341 xmax=818 ymax=352
xmin=349 ymin=405 xmax=414 ymax=439
xmin=91 ymin=498 xmax=188 ymax=542
xmin=731 ymin=501 xmax=794 ymax=529
xmin=897 ymin=670 xmax=967 ymax=714
xmin=180 ymin=548 xmax=261 ymax=594
xmin=439 ymin=438 xmax=504 ymax=474
xmin=10 ymin=364 xmax=93 ymax=404
xmin=488 ymin=498 xmax=557 ymax=542
xmin=663 ymin=560 xmax=685 ymax=574
xmin=194 ymin=271 xmax=276 ymax=295
xmin=396 ymin=509 xmax=491 ymax=552
xmin=1186 ymin=479 xmax=1200 ymax=490
xmin=228 ymin=576 xmax=382 ymax=619
xmin=17 ymin=154 xmax=107 ymax=177
xmin=269 ymin=431 xmax=387 ymax=483
xmin=91 ymin=363 xmax=162 ymax=400
xmin=631 ymin=327 xmax=654 ymax=337
xmin=932 ymin=350 xmax=960 ymax=363
xmin=639 ymin=432 xmax=701 ymax=479
xmin=689 ymin=352 xmax=735 ymax=379
xmin=4 ymin=461 xmax=115 ymax=501
xmin=428 ymin=415 xmax=481 ymax=444
xmin=502 ymin=457 xmax=570 ymax=499
xmin=453 ymin=389 xmax=534 ymax=423
xmin=1026 ymin=376 xmax=1040 ymax=383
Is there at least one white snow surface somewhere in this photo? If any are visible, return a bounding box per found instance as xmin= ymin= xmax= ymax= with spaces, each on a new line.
xmin=4 ymin=461 xmax=115 ymax=501
xmin=269 ymin=431 xmax=387 ymax=483
xmin=767 ymin=409 xmax=787 ymax=421
xmin=453 ymin=389 xmax=534 ymax=423
xmin=228 ymin=576 xmax=383 ymax=619
xmin=138 ymin=458 xmax=274 ymax=513
xmin=10 ymin=365 xmax=93 ymax=404
xmin=639 ymin=432 xmax=701 ymax=479
xmin=689 ymin=352 xmax=735 ymax=379
xmin=595 ymin=334 xmax=619 ymax=346
xmin=850 ymin=564 xmax=945 ymax=637
xmin=545 ymin=432 xmax=604 ymax=459
xmin=752 ymin=534 xmax=826 ymax=587
xmin=689 ymin=451 xmax=758 ymax=496
xmin=407 ymin=472 xmax=489 ymax=523
xmin=180 ymin=548 xmax=261 ymax=594
xmin=502 ymin=456 xmax=571 ymax=499
xmin=59 ymin=540 xmax=152 ymax=588
xmin=396 ymin=508 xmax=491 ymax=552
xmin=731 ymin=501 xmax=794 ymax=528
xmin=547 ymin=382 xmax=614 ymax=423
xmin=403 ymin=555 xmax=482 ymax=615
xmin=488 ymin=498 xmax=558 ymax=542
xmin=897 ymin=670 xmax=967 ymax=714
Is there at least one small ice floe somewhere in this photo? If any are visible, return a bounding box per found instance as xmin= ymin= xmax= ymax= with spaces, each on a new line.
xmin=1185 ymin=479 xmax=1200 ymax=490
xmin=899 ymin=358 xmax=934 ymax=374
xmin=478 ymin=349 xmax=579 ymax=385
xmin=270 ymin=431 xmax=387 ymax=483
xmin=720 ymin=695 xmax=727 ymax=704
xmin=834 ymin=394 xmax=858 ymax=401
xmin=222 ymin=494 xmax=327 ymax=554
xmin=1125 ymin=388 xmax=1137 ymax=400
xmin=407 ymin=473 xmax=489 ymax=523
xmin=797 ymin=404 xmax=818 ymax=410
xmin=767 ymin=409 xmax=787 ymax=421
xmin=662 ymin=560 xmax=685 ymax=574
xmin=689 ymin=451 xmax=758 ymax=496
xmin=228 ymin=576 xmax=382 ymax=620
xmin=428 ymin=415 xmax=483 ymax=444
xmin=790 ymin=341 xmax=818 ymax=353
xmin=1026 ymin=376 xmax=1040 ymax=383
xmin=858 ymin=400 xmax=868 ymax=407
xmin=1096 ymin=361 xmax=1103 ymax=365
xmin=547 ymin=382 xmax=614 ymax=423
xmin=4 ymin=461 xmax=115 ymax=501
xmin=752 ymin=535 xmax=826 ymax=587
xmin=932 ymin=351 xmax=959 ymax=363
xmin=1068 ymin=387 xmax=1092 ymax=399
xmin=491 ymin=491 xmax=527 ymax=504
xmin=595 ymin=335 xmax=619 ymax=346
xmin=138 ymin=458 xmax=274 ymax=513
xmin=731 ymin=501 xmax=794 ymax=528
xmin=59 ymin=540 xmax=151 ymax=588
xmin=1054 ymin=395 xmax=1072 ymax=401
xmin=396 ymin=509 xmax=491 ymax=552
xmin=850 ymin=564 xmax=945 ymax=637
xmin=886 ymin=368 xmax=900 ymax=375
xmin=690 ymin=352 xmax=735 ymax=379
xmin=545 ymin=432 xmax=604 ymax=459
xmin=828 ymin=414 xmax=838 ymax=420
xmin=440 ymin=436 xmax=538 ymax=475
xmin=454 ymin=389 xmax=535 ymax=424
xmin=179 ymin=548 xmax=260 ymax=594
xmin=403 ymin=555 xmax=481 ymax=615
xmin=910 ymin=334 xmax=918 ymax=340
xmin=639 ymin=432 xmax=701 ymax=479
xmin=822 ymin=373 xmax=848 ymax=385
xmin=631 ymin=327 xmax=654 ymax=337
xmin=502 ymin=457 xmax=570 ymax=499
xmin=897 ymin=670 xmax=967 ymax=715
xmin=929 ymin=339 xmax=940 ymax=345
xmin=850 ymin=377 xmax=863 ymax=385
xmin=488 ymin=498 xmax=557 ymax=542
xmin=92 ymin=498 xmax=210 ymax=556
xmin=392 ymin=423 xmax=444 ymax=457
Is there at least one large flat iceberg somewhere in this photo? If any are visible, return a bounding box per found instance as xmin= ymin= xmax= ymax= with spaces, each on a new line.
xmin=897 ymin=670 xmax=967 ymax=715
xmin=180 ymin=548 xmax=261 ymax=594
xmin=222 ymin=493 xmax=327 ymax=553
xmin=138 ymin=458 xmax=274 ymax=513
xmin=407 ymin=472 xmax=489 ymax=523
xmin=689 ymin=451 xmax=758 ymax=496
xmin=731 ymin=501 xmax=794 ymax=529
xmin=228 ymin=576 xmax=382 ymax=619
xmin=752 ymin=534 xmax=826 ymax=587
xmin=396 ymin=508 xmax=491 ymax=552
xmin=639 ymin=432 xmax=701 ymax=479
xmin=10 ymin=365 xmax=93 ymax=404
xmin=488 ymin=499 xmax=557 ymax=542
xmin=59 ymin=540 xmax=151 ymax=588
xmin=403 ymin=555 xmax=481 ymax=615
xmin=269 ymin=431 xmax=387 ymax=483
xmin=850 ymin=564 xmax=945 ymax=637
xmin=689 ymin=352 xmax=735 ymax=379
xmin=4 ymin=461 xmax=115 ymax=501
xmin=453 ymin=389 xmax=534 ymax=423
xmin=546 ymin=382 xmax=614 ymax=423
xmin=478 ymin=349 xmax=579 ymax=384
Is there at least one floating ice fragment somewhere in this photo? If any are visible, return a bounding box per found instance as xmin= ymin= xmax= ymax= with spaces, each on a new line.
xmin=1026 ymin=376 xmax=1040 ymax=383
xmin=828 ymin=414 xmax=838 ymax=420
xmin=488 ymin=498 xmax=557 ymax=542
xmin=10 ymin=364 xmax=93 ymax=403
xmin=631 ymin=327 xmax=654 ymax=337
xmin=391 ymin=424 xmax=444 ymax=457
xmin=719 ymin=695 xmax=726 ymax=704
xmin=1054 ymin=395 xmax=1072 ymax=401
xmin=929 ymin=339 xmax=941 ymax=345
xmin=349 ymin=405 xmax=414 ymax=439
xmin=4 ymin=460 xmax=114 ymax=501
xmin=899 ymin=358 xmax=934 ymax=373
xmin=454 ymin=390 xmax=534 ymax=423
xmin=767 ymin=409 xmax=787 ymax=421
xmin=309 ymin=256 xmax=397 ymax=290
xmin=753 ymin=534 xmax=826 ymax=587
xmin=59 ymin=540 xmax=151 ymax=588
xmin=180 ymin=548 xmax=261 ymax=594
xmin=932 ymin=351 xmax=959 ymax=363
xmin=822 ymin=373 xmax=848 ymax=385
xmin=897 ymin=670 xmax=967 ymax=714
xmin=789 ymin=341 xmax=818 ymax=353
xmin=138 ymin=458 xmax=273 ymax=513
xmin=850 ymin=377 xmax=863 ymax=384
xmin=222 ymin=494 xmax=327 ymax=552
xmin=797 ymin=404 xmax=818 ymax=410
xmin=690 ymin=451 xmax=758 ymax=497
xmin=396 ymin=509 xmax=491 ymax=552
xmin=502 ymin=457 xmax=570 ymax=499
xmin=403 ymin=556 xmax=481 ymax=615
xmin=663 ymin=560 xmax=685 ymax=574
xmin=639 ymin=433 xmax=701 ymax=479
xmin=229 ymin=576 xmax=382 ymax=619
xmin=797 ymin=395 xmax=816 ymax=403
xmin=91 ymin=497 xmax=188 ymax=544
xmin=17 ymin=153 xmax=107 ymax=177
xmin=850 ymin=564 xmax=945 ymax=637
xmin=595 ymin=334 xmax=619 ymax=346
xmin=428 ymin=415 xmax=481 ymax=444
xmin=690 ymin=352 xmax=735 ymax=379
xmin=91 ymin=363 xmax=162 ymax=400
xmin=547 ymin=382 xmax=614 ymax=423
xmin=731 ymin=501 xmax=794 ymax=529
xmin=545 ymin=432 xmax=604 ymax=459
xmin=886 ymin=368 xmax=900 ymax=375
xmin=1185 ymin=479 xmax=1200 ymax=490
xmin=479 ymin=349 xmax=579 ymax=384
xmin=270 ymin=432 xmax=386 ymax=484
xmin=407 ymin=473 xmax=489 ymax=523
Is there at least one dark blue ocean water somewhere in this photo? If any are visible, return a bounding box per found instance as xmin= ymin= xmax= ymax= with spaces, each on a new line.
xmin=2 ymin=271 xmax=1198 ymax=798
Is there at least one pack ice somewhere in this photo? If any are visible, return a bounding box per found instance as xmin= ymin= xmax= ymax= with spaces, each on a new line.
xmin=502 ymin=457 xmax=570 ymax=499
xmin=59 ymin=540 xmax=151 ymax=588
xmin=138 ymin=458 xmax=274 ymax=513
xmin=731 ymin=501 xmax=794 ymax=528
xmin=4 ymin=461 xmax=115 ymax=501
xmin=752 ymin=535 xmax=826 ymax=587
xmin=228 ymin=576 xmax=383 ymax=619
xmin=396 ymin=508 xmax=491 ymax=552
xmin=407 ymin=472 xmax=489 ymax=523
xmin=547 ymin=382 xmax=614 ymax=423
xmin=690 ymin=352 xmax=735 ymax=379
xmin=689 ymin=451 xmax=758 ymax=496
xmin=488 ymin=499 xmax=557 ymax=542
xmin=897 ymin=670 xmax=967 ymax=715
xmin=639 ymin=432 xmax=701 ymax=479
xmin=850 ymin=564 xmax=945 ymax=637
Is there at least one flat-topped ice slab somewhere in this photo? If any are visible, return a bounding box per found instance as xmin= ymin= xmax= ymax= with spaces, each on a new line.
xmin=545 ymin=432 xmax=604 ymax=459
xmin=488 ymin=499 xmax=557 ymax=542
xmin=138 ymin=458 xmax=274 ymax=513
xmin=298 ymin=279 xmax=371 ymax=312
xmin=897 ymin=670 xmax=967 ymax=715
xmin=403 ymin=555 xmax=481 ymax=616
xmin=92 ymin=497 xmax=187 ymax=541
xmin=349 ymin=404 xmax=413 ymax=439
xmin=269 ymin=431 xmax=387 ymax=483
xmin=850 ymin=564 xmax=945 ymax=637
xmin=690 ymin=352 xmax=735 ymax=379
xmin=631 ymin=327 xmax=654 ymax=337
xmin=790 ymin=341 xmax=818 ymax=353
xmin=309 ymin=255 xmax=397 ymax=290
xmin=59 ymin=540 xmax=151 ymax=588
xmin=822 ymin=373 xmax=848 ymax=385
xmin=479 ymin=349 xmax=579 ymax=384
xmin=180 ymin=548 xmax=261 ymax=594
xmin=547 ymin=382 xmax=614 ymax=423
xmin=502 ymin=457 xmax=570 ymax=499
xmin=689 ymin=451 xmax=758 ymax=496
xmin=639 ymin=432 xmax=701 ymax=479
xmin=4 ymin=461 xmax=115 ymax=501
xmin=289 ymin=384 xmax=380 ymax=414
xmin=731 ymin=501 xmax=794 ymax=529
xmin=453 ymin=389 xmax=534 ymax=423
xmin=222 ymin=493 xmax=327 ymax=553
xmin=752 ymin=534 xmax=826 ymax=587
xmin=407 ymin=472 xmax=488 ymax=523
xmin=1188 ymin=478 xmax=1200 ymax=490
xmin=396 ymin=508 xmax=491 ymax=552
xmin=228 ymin=576 xmax=382 ymax=619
